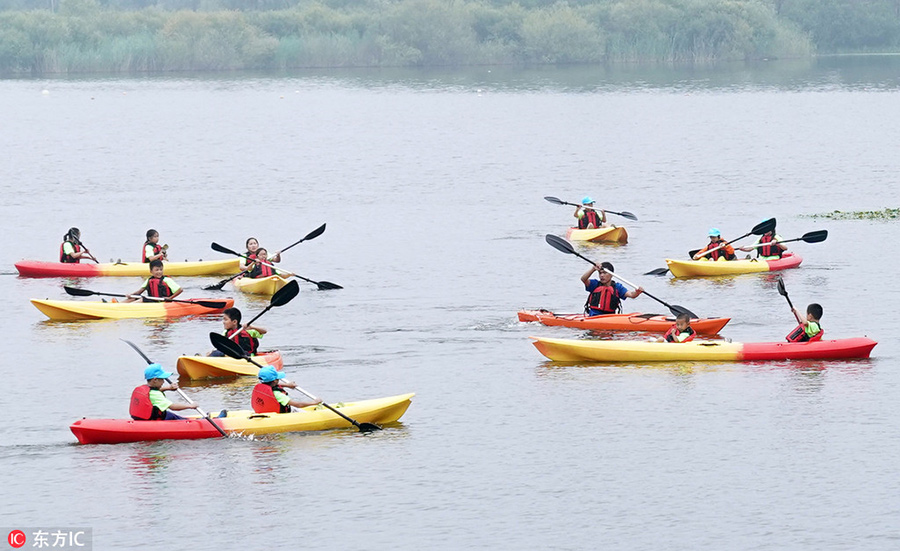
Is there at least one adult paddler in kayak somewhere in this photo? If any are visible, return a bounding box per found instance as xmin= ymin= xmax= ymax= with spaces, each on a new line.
xmin=252 ymin=366 xmax=321 ymax=414
xmin=581 ymin=261 xmax=643 ymax=316
xmin=240 ymin=237 xmax=282 ymax=271
xmin=142 ymin=228 xmax=168 ymax=263
xmin=59 ymin=227 xmax=97 ymax=263
xmin=692 ymin=228 xmax=736 ymax=261
xmin=123 ymin=259 xmax=183 ymax=302
xmin=573 ymin=196 xmax=608 ymax=229
xmin=208 ymin=307 xmax=267 ymax=357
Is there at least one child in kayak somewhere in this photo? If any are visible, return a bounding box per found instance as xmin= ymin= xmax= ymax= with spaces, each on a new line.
xmin=573 ymin=197 xmax=607 ymax=229
xmin=246 ymin=249 xmax=293 ymax=279
xmin=124 ymin=259 xmax=182 ymax=302
xmin=59 ymin=227 xmax=97 ymax=263
xmin=251 ymin=366 xmax=321 ymax=414
xmin=208 ymin=307 xmax=267 ymax=357
xmin=786 ymin=303 xmax=823 ymax=342
xmin=661 ymin=313 xmax=696 ymax=343
xmin=581 ymin=261 xmax=643 ymax=316
xmin=693 ymin=228 xmax=736 ymax=261
xmin=739 ymin=226 xmax=787 ymax=259
xmin=240 ymin=237 xmax=281 ymax=270
xmin=130 ymin=364 xmax=198 ymax=420
xmin=142 ymin=228 xmax=167 ymax=263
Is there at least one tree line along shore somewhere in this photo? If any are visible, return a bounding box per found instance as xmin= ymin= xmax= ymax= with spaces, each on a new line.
xmin=1 ymin=0 xmax=899 ymax=74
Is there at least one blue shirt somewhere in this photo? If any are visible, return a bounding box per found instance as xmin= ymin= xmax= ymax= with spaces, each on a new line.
xmin=584 ymin=280 xmax=629 ymax=315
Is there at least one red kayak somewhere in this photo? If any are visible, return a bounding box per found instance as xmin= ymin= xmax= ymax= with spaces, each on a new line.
xmin=517 ymin=310 xmax=730 ymax=335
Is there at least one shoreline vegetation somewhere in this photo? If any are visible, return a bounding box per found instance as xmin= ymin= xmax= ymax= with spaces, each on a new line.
xmin=805 ymin=209 xmax=900 ymax=221
xmin=1 ymin=0 xmax=899 ymax=74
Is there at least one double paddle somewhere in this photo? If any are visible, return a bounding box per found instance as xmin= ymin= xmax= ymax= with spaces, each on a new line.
xmin=225 ymin=279 xmax=299 ymax=340
xmin=121 ymin=339 xmax=227 ymax=437
xmin=690 ymin=218 xmax=777 ymax=260
xmin=208 ymin=332 xmax=381 ymax=433
xmin=544 ymin=196 xmax=638 ymax=221
xmin=64 ymin=286 xmax=226 ymax=309
xmin=204 ymin=224 xmax=328 ymax=291
xmin=777 ymin=276 xmax=804 ymax=324
xmin=545 ymin=234 xmax=697 ymax=318
xmin=742 ymin=229 xmax=828 ymax=251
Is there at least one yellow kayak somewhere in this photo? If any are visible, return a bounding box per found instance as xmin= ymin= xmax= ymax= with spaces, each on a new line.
xmin=233 ymin=275 xmax=291 ymax=296
xmin=565 ymin=226 xmax=628 ymax=243
xmin=665 ymin=254 xmax=803 ymax=278
xmin=176 ymin=351 xmax=284 ymax=379
xmin=31 ymin=298 xmax=233 ymax=320
xmin=16 ymin=258 xmax=240 ymax=277
xmin=70 ymin=393 xmax=416 ymax=444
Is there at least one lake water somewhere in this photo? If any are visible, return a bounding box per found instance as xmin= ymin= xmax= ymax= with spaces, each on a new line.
xmin=1 ymin=57 xmax=899 ymax=550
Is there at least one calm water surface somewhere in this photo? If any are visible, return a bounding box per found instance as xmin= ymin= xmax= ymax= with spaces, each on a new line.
xmin=1 ymin=58 xmax=899 ymax=550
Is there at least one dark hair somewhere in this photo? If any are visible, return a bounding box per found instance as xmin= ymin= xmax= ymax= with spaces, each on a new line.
xmin=256 ymin=248 xmax=267 ymax=255
xmin=223 ymin=307 xmax=242 ymax=323
xmin=64 ymin=227 xmax=80 ymax=241
xmin=600 ymin=261 xmax=615 ymax=273
xmin=245 ymin=237 xmax=258 ymax=249
xmin=146 ymin=229 xmax=158 ymax=240
xmin=676 ymin=312 xmax=691 ymax=323
xmin=807 ymin=303 xmax=823 ymax=320
xmin=148 ymin=259 xmax=164 ymax=270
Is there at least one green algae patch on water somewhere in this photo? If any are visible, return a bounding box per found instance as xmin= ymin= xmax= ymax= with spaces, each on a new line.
xmin=803 ymin=208 xmax=900 ymax=221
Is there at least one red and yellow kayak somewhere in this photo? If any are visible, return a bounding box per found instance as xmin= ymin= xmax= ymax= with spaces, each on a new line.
xmin=531 ymin=336 xmax=877 ymax=362
xmin=70 ymin=393 xmax=415 ymax=444
xmin=176 ymin=351 xmax=284 ymax=379
xmin=517 ymin=310 xmax=730 ymax=335
xmin=233 ymin=275 xmax=291 ymax=296
xmin=31 ymin=298 xmax=234 ymax=320
xmin=565 ymin=226 xmax=628 ymax=243
xmin=665 ymin=253 xmax=802 ymax=278
xmin=15 ymin=259 xmax=240 ymax=278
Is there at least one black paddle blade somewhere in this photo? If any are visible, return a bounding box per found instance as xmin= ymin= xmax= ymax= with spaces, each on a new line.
xmin=316 ymin=281 xmax=343 ymax=290
xmin=303 ymin=223 xmax=326 ymax=242
xmin=192 ymin=300 xmax=228 ymax=309
xmin=203 ymin=278 xmax=230 ymax=291
xmin=776 ymin=277 xmax=788 ymax=297
xmin=544 ymin=196 xmax=566 ymax=205
xmin=752 ymin=218 xmax=777 ymax=235
xmin=669 ymin=304 xmax=698 ymax=319
xmin=63 ymin=286 xmax=95 ymax=297
xmin=358 ymin=422 xmax=382 ymax=432
xmin=209 ymin=332 xmax=247 ymax=360
xmin=271 ymin=279 xmax=300 ymax=306
xmin=545 ymin=234 xmax=575 ymax=255
xmin=618 ymin=211 xmax=638 ymax=221
xmin=801 ymin=229 xmax=828 ymax=243
xmin=121 ymin=339 xmax=153 ymax=365
xmin=688 ymin=249 xmax=701 ymax=259
xmin=211 ymin=242 xmax=242 ymax=257
xmin=644 ymin=268 xmax=670 ymax=276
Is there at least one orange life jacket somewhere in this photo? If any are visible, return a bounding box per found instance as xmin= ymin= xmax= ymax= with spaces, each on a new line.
xmin=786 ymin=324 xmax=824 ymax=343
xmin=585 ymin=284 xmax=621 ymax=315
xmin=146 ymin=276 xmax=173 ymax=298
xmin=249 ymin=262 xmax=275 ymax=279
xmin=664 ymin=325 xmax=696 ymax=343
xmin=758 ymin=234 xmax=782 ymax=258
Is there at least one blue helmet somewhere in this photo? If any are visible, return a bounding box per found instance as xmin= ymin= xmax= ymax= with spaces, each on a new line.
xmin=581 ymin=196 xmax=595 ymax=205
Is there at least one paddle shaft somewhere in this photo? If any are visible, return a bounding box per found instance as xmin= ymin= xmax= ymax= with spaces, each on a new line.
xmin=694 ymin=219 xmax=776 ymax=259
xmin=214 ymin=243 xmax=340 ymax=290
xmin=70 ymin=236 xmax=99 ymax=263
xmin=544 ymin=197 xmax=636 ymax=220
xmin=64 ymin=287 xmax=224 ymax=309
xmin=271 ymin=223 xmax=326 ymax=256
xmin=742 ymin=231 xmax=828 ymax=250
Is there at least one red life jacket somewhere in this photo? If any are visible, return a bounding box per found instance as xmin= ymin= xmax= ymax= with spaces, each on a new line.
xmin=252 ymin=383 xmax=290 ymax=413
xmin=146 ymin=276 xmax=173 ymax=298
xmin=249 ymin=262 xmax=275 ymax=279
xmin=758 ymin=234 xmax=782 ymax=258
xmin=785 ymin=323 xmax=824 ymax=343
xmin=228 ymin=329 xmax=259 ymax=356
xmin=704 ymin=242 xmax=735 ymax=261
xmin=578 ymin=209 xmax=602 ymax=229
xmin=585 ymin=283 xmax=621 ymax=315
xmin=59 ymin=242 xmax=82 ymax=263
xmin=130 ymin=385 xmax=164 ymax=420
xmin=142 ymin=242 xmax=162 ymax=263
xmin=664 ymin=325 xmax=696 ymax=343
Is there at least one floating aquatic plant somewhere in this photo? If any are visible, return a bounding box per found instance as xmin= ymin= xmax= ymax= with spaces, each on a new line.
xmin=803 ymin=208 xmax=899 ymax=220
